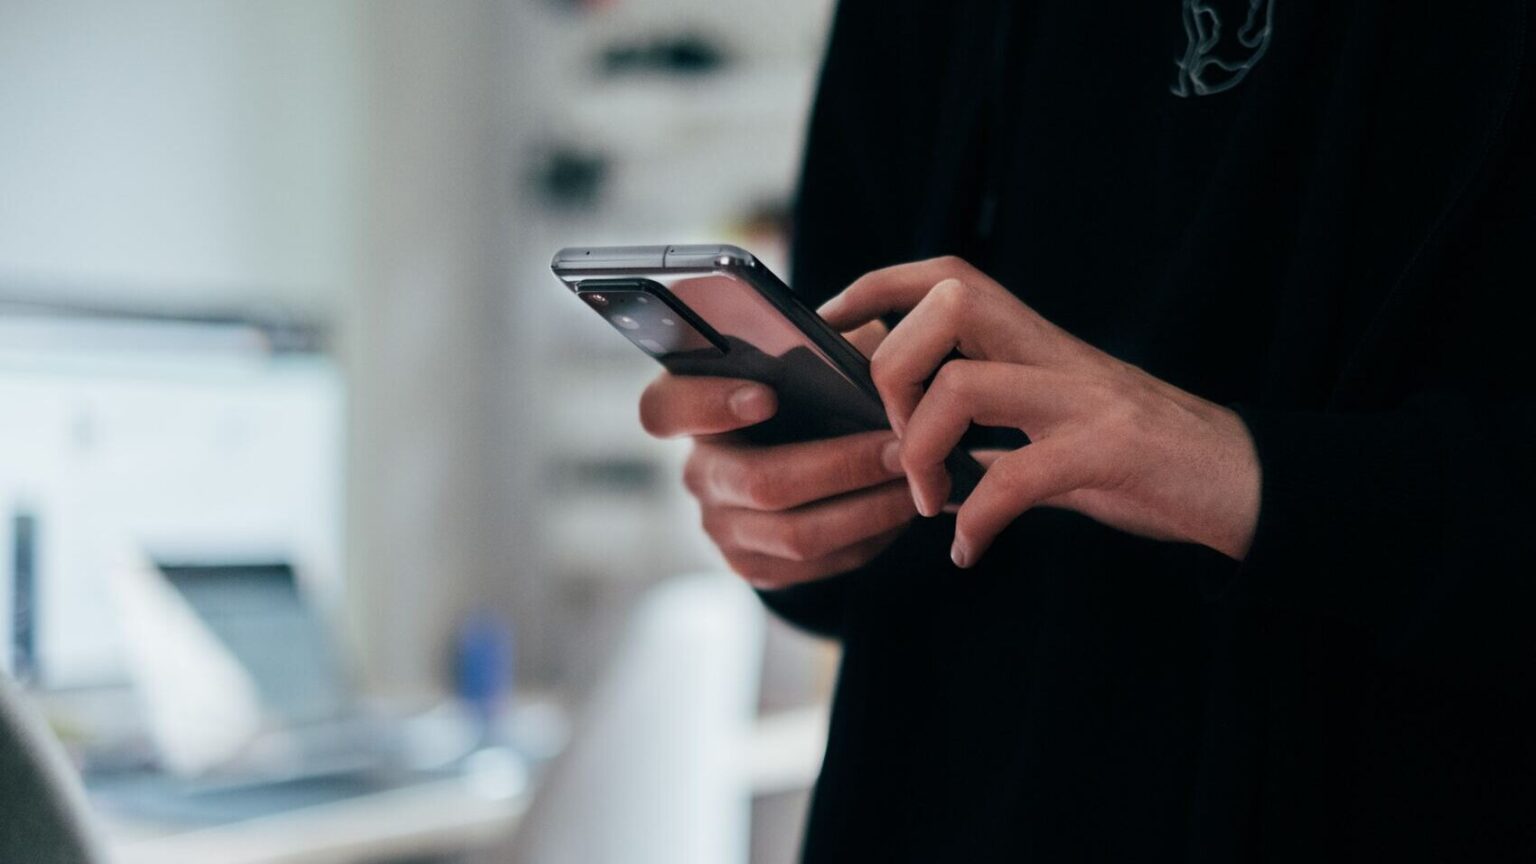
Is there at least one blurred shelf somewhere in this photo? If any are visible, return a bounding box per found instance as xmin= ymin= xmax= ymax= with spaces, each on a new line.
xmin=528 ymin=66 xmax=815 ymax=233
xmin=547 ymin=0 xmax=837 ymax=70
xmin=506 ymin=0 xmax=835 ymax=693
xmin=561 ymin=66 xmax=816 ymax=153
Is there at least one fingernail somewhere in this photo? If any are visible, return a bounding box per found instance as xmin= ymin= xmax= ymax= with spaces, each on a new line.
xmin=881 ymin=439 xmax=903 ymax=475
xmin=728 ymin=385 xmax=774 ymax=422
xmin=912 ymin=485 xmax=937 ymax=518
xmin=950 ymin=538 xmax=970 ymax=569
xmin=816 ymin=295 xmax=843 ymax=317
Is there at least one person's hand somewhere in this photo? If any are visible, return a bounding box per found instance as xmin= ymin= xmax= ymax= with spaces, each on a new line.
xmin=639 ymin=322 xmax=917 ymax=589
xmin=818 ymin=256 xmax=1261 ymax=569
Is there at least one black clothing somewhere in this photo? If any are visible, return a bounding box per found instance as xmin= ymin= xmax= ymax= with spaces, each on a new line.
xmin=767 ymin=0 xmax=1536 ymax=860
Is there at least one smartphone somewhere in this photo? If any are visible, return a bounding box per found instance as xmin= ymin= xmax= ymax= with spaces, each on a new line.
xmin=551 ymin=244 xmax=982 ymax=504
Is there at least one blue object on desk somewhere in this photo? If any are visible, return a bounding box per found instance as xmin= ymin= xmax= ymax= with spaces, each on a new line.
xmin=454 ymin=612 xmax=512 ymax=742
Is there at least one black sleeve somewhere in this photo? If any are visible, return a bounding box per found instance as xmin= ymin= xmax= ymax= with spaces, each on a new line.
xmin=751 ymin=0 xmax=920 ymax=639
xmin=1219 ymin=84 xmax=1536 ymax=693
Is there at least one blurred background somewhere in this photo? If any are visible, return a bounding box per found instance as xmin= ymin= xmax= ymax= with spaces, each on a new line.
xmin=0 ymin=1 xmax=840 ymax=862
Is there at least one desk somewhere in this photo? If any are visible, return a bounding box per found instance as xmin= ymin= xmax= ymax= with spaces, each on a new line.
xmin=100 ymin=773 xmax=527 ymax=864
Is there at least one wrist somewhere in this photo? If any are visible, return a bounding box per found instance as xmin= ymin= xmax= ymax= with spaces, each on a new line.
xmin=1203 ymin=405 xmax=1261 ymax=560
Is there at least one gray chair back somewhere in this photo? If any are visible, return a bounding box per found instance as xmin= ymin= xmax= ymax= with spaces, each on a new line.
xmin=0 ymin=674 xmax=102 ymax=864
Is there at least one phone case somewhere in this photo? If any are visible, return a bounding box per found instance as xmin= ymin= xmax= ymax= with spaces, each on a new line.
xmin=551 ymin=244 xmax=982 ymax=504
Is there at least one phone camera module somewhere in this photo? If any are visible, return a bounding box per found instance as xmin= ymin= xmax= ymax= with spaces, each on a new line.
xmin=613 ymin=314 xmax=642 ymax=330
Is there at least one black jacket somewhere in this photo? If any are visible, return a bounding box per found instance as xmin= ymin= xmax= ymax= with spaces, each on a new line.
xmin=766 ymin=0 xmax=1536 ymax=860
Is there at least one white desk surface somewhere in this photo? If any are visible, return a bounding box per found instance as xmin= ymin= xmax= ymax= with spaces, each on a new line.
xmin=100 ymin=773 xmax=527 ymax=864
xmin=95 ymin=704 xmax=826 ymax=864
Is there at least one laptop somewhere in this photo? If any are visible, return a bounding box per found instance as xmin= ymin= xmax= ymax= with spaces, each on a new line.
xmin=88 ymin=560 xmax=447 ymax=824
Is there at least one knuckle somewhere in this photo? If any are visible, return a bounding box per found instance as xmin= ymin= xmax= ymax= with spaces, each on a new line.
xmin=868 ymin=345 xmax=895 ymax=390
xmin=930 ymin=276 xmax=972 ymax=314
xmin=1099 ymin=372 xmax=1140 ymax=404
xmin=681 ymin=449 xmax=709 ymax=498
xmin=1098 ymin=409 xmax=1143 ymax=458
xmin=698 ymin=506 xmax=729 ymax=545
xmin=689 ymin=444 xmax=746 ymax=502
xmin=1082 ymin=374 xmax=1119 ymax=404
xmin=722 ymin=551 xmax=768 ymax=585
xmin=774 ymin=518 xmax=819 ymax=563
xmin=737 ymin=468 xmax=779 ymax=510
xmin=931 ymin=360 xmax=974 ymax=399
xmin=843 ymin=272 xmax=874 ymax=299
xmin=942 ymin=255 xmax=985 ymax=285
xmin=728 ymin=555 xmax=797 ymax=591
xmin=932 ymin=254 xmax=969 ymax=273
xmin=771 ymin=521 xmax=805 ymax=562
xmin=827 ymin=542 xmax=878 ymax=577
xmin=747 ymin=572 xmax=794 ymax=591
xmin=1106 ymin=358 xmax=1140 ymax=381
xmin=1091 ymin=386 xmax=1148 ymax=443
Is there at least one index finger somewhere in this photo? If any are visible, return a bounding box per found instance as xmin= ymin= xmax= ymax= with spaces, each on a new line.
xmin=843 ymin=319 xmax=889 ymax=358
xmin=899 ymin=361 xmax=1080 ymax=514
xmin=816 ymin=256 xmax=978 ymax=330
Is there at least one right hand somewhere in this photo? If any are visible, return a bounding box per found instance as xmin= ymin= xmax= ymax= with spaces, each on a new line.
xmin=639 ymin=324 xmax=917 ymax=590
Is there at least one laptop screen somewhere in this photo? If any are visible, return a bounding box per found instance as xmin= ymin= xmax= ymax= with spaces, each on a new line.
xmin=156 ymin=562 xmax=350 ymax=726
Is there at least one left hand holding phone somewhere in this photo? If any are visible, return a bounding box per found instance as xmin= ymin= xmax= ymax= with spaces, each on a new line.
xmin=639 ymin=322 xmax=918 ymax=590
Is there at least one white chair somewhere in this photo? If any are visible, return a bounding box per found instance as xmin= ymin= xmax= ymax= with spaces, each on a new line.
xmin=504 ymin=573 xmax=766 ymax=864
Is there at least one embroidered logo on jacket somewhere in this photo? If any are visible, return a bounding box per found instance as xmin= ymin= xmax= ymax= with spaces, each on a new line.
xmin=1171 ymin=0 xmax=1276 ymax=97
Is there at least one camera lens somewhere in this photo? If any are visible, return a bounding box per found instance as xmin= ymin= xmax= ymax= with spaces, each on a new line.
xmin=587 ymin=293 xmax=608 ymax=306
xmin=613 ymin=314 xmax=641 ymax=330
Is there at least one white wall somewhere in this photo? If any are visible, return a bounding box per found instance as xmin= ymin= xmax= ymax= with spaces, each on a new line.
xmin=0 ymin=0 xmax=359 ymax=317
xmin=343 ymin=0 xmax=529 ymax=697
xmin=0 ymin=0 xmax=365 ymax=685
